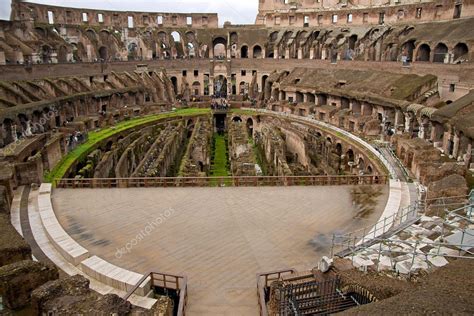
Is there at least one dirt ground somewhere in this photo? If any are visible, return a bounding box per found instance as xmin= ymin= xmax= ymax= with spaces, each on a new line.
xmin=340 ymin=258 xmax=474 ymax=315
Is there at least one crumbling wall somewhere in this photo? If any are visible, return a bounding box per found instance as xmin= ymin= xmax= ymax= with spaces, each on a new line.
xmin=133 ymin=121 xmax=186 ymax=177
xmin=179 ymin=117 xmax=212 ymax=177
xmin=0 ymin=260 xmax=58 ymax=310
xmin=228 ymin=120 xmax=256 ymax=176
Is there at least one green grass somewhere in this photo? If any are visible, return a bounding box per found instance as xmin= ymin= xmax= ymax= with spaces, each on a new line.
xmin=210 ymin=133 xmax=230 ymax=177
xmin=44 ymin=108 xmax=210 ymax=183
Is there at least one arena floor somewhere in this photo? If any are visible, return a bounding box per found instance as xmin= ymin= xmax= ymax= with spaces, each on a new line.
xmin=52 ymin=185 xmax=388 ymax=315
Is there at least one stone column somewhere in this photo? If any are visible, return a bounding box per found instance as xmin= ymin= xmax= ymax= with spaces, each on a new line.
xmin=297 ymin=48 xmax=303 ymax=59
xmin=309 ymin=48 xmax=314 ymax=59
xmin=394 ymin=110 xmax=402 ymax=132
xmin=285 ymin=48 xmax=290 ymax=59
xmin=404 ymin=113 xmax=412 ymax=133
xmin=274 ymin=48 xmax=279 ymax=59
xmin=452 ymin=132 xmax=460 ymax=158
xmin=209 ymin=77 xmax=214 ymax=95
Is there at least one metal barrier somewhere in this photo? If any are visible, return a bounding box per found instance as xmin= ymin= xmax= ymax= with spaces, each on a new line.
xmin=256 ymin=269 xmax=296 ymax=316
xmin=53 ymin=174 xmax=388 ymax=189
xmin=331 ymin=202 xmax=421 ymax=257
xmin=123 ymin=271 xmax=187 ymax=316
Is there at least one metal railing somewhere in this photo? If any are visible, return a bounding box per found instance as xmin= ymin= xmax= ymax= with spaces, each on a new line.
xmin=257 ymin=269 xmax=296 ymax=316
xmin=123 ymin=271 xmax=187 ymax=316
xmin=331 ymin=202 xmax=421 ymax=257
xmin=53 ymin=174 xmax=388 ymax=189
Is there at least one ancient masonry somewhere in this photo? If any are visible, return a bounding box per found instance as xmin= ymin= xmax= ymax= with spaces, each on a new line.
xmin=0 ymin=0 xmax=473 ymax=315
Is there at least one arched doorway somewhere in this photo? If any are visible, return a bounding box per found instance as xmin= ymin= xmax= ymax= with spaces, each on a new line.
xmin=214 ymin=75 xmax=227 ymax=98
xmin=453 ymin=43 xmax=469 ymax=62
xmin=416 ymin=44 xmax=431 ymax=62
xmin=253 ymin=45 xmax=262 ymax=58
xmin=170 ymin=77 xmax=178 ymax=95
xmin=348 ymin=35 xmax=358 ymax=50
xmin=241 ymin=45 xmax=248 ymax=58
xmin=213 ymin=37 xmax=227 ymax=59
xmin=99 ymin=46 xmax=108 ymax=61
xmin=402 ymin=40 xmax=415 ymax=62
xmin=246 ymin=118 xmax=254 ymax=136
xmin=433 ymin=43 xmax=448 ymax=63
xmin=192 ymin=81 xmax=201 ymax=96
xmin=41 ymin=45 xmax=52 ymax=63
xmin=239 ymin=81 xmax=247 ymax=95
xmin=128 ymin=43 xmax=139 ymax=60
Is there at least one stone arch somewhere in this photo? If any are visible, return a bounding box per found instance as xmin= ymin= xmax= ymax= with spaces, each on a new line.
xmin=34 ymin=27 xmax=46 ymax=38
xmin=240 ymin=45 xmax=248 ymax=58
xmin=253 ymin=45 xmax=263 ymax=58
xmin=239 ymin=81 xmax=246 ymax=95
xmin=192 ymin=81 xmax=201 ymax=96
xmin=99 ymin=46 xmax=108 ymax=61
xmin=171 ymin=31 xmax=181 ymax=43
xmin=85 ymin=29 xmax=97 ymax=41
xmin=232 ymin=116 xmax=242 ymax=122
xmin=453 ymin=43 xmax=469 ymax=62
xmin=401 ymin=40 xmax=416 ymax=62
xmin=433 ymin=43 xmax=448 ymax=63
xmin=295 ymin=91 xmax=304 ymax=103
xmin=341 ymin=97 xmax=350 ymax=109
xmin=348 ymin=34 xmax=358 ymax=50
xmin=367 ymin=165 xmax=373 ymax=174
xmin=170 ymin=76 xmax=178 ymax=95
xmin=128 ymin=42 xmax=139 ymax=60
xmin=358 ymin=157 xmax=366 ymax=171
xmin=213 ymin=37 xmax=227 ymax=58
xmin=416 ymin=43 xmax=431 ymax=62
xmin=346 ymin=149 xmax=355 ymax=163
xmin=40 ymin=44 xmax=52 ymax=63
xmin=246 ymin=118 xmax=254 ymax=136
xmin=335 ymin=142 xmax=343 ymax=156
xmin=214 ymin=75 xmax=227 ymax=97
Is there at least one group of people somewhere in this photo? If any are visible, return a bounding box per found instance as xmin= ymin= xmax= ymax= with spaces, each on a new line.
xmin=211 ymin=97 xmax=229 ymax=110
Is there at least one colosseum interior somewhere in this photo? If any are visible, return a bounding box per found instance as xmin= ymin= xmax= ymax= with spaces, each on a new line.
xmin=0 ymin=0 xmax=473 ymax=314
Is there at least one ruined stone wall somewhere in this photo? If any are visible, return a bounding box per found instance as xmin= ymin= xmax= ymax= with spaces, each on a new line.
xmin=178 ymin=117 xmax=212 ymax=177
xmin=256 ymin=121 xmax=292 ymax=176
xmin=132 ymin=121 xmax=186 ymax=177
xmin=114 ymin=126 xmax=161 ymax=178
xmin=11 ymin=1 xmax=218 ymax=28
xmin=228 ymin=120 xmax=256 ymax=176
xmin=0 ymin=70 xmax=174 ymax=149
xmin=256 ymin=0 xmax=474 ymax=26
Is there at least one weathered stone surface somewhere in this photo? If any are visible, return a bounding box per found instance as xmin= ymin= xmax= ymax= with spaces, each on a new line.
xmin=0 ymin=214 xmax=31 ymax=267
xmin=0 ymin=260 xmax=58 ymax=310
xmin=31 ymin=274 xmax=165 ymax=315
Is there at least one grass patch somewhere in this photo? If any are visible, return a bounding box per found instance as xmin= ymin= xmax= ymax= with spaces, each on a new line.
xmin=210 ymin=133 xmax=230 ymax=177
xmin=210 ymin=133 xmax=231 ymax=186
xmin=44 ymin=108 xmax=210 ymax=182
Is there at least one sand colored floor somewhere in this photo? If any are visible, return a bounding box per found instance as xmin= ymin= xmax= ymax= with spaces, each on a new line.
xmin=52 ymin=185 xmax=388 ymax=315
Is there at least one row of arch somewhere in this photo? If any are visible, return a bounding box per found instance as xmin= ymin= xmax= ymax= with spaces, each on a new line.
xmin=401 ymin=41 xmax=469 ymax=63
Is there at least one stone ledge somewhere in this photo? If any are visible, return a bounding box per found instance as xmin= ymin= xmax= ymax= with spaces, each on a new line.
xmin=37 ymin=183 xmax=89 ymax=265
xmin=80 ymin=255 xmax=152 ymax=296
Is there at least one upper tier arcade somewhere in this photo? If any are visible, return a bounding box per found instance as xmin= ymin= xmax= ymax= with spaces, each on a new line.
xmin=256 ymin=0 xmax=474 ymax=27
xmin=10 ymin=0 xmax=219 ymax=28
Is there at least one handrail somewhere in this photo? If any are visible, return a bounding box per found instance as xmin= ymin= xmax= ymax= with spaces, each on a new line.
xmin=256 ymin=268 xmax=296 ymax=316
xmin=53 ymin=174 xmax=388 ymax=188
xmin=123 ymin=270 xmax=187 ymax=316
